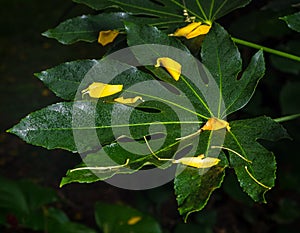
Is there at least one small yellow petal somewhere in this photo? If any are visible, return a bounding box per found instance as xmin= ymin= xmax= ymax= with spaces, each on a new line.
xmin=98 ymin=30 xmax=119 ymax=46
xmin=201 ymin=118 xmax=231 ymax=131
xmin=174 ymin=155 xmax=220 ymax=168
xmin=114 ymin=96 xmax=143 ymax=104
xmin=185 ymin=24 xmax=211 ymax=39
xmin=169 ymin=22 xmax=211 ymax=39
xmin=169 ymin=22 xmax=201 ymax=37
xmin=155 ymin=57 xmax=181 ymax=81
xmin=81 ymin=82 xmax=123 ymax=98
xmin=127 ymin=216 xmax=142 ymax=225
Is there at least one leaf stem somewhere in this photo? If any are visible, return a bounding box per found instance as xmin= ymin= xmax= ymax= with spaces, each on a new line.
xmin=211 ymin=146 xmax=252 ymax=163
xmin=232 ymin=37 xmax=300 ymax=62
xmin=244 ymin=166 xmax=271 ymax=190
xmin=70 ymin=159 xmax=129 ymax=172
xmin=274 ymin=113 xmax=300 ymax=123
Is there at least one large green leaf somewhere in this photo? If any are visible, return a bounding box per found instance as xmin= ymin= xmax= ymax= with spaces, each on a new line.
xmin=224 ymin=116 xmax=290 ymax=202
xmin=95 ymin=202 xmax=162 ymax=233
xmin=45 ymin=0 xmax=252 ymax=44
xmin=74 ymin=0 xmax=251 ymax=23
xmin=9 ymin=20 xmax=289 ymax=221
xmin=281 ymin=11 xmax=300 ymax=32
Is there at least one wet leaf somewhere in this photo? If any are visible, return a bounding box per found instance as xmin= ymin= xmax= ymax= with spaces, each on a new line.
xmin=224 ymin=116 xmax=290 ymax=202
xmin=42 ymin=13 xmax=128 ymax=44
xmin=281 ymin=11 xmax=300 ymax=32
xmin=35 ymin=60 xmax=98 ymax=100
xmin=174 ymin=152 xmax=228 ymax=221
xmin=74 ymin=0 xmax=251 ymax=24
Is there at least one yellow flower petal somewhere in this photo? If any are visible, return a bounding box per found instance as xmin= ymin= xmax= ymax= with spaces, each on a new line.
xmin=185 ymin=24 xmax=211 ymax=39
xmin=114 ymin=96 xmax=143 ymax=104
xmin=170 ymin=22 xmax=201 ymax=37
xmin=127 ymin=216 xmax=142 ymax=225
xmin=201 ymin=118 xmax=231 ymax=131
xmin=169 ymin=22 xmax=211 ymax=39
xmin=81 ymin=82 xmax=123 ymax=98
xmin=174 ymin=154 xmax=220 ymax=168
xmin=155 ymin=57 xmax=181 ymax=81
xmin=98 ymin=30 xmax=119 ymax=46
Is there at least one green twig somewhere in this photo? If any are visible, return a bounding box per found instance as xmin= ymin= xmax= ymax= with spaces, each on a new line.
xmin=274 ymin=113 xmax=300 ymax=123
xmin=232 ymin=37 xmax=300 ymax=62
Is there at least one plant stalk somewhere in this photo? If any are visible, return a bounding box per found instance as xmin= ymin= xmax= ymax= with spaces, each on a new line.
xmin=274 ymin=113 xmax=300 ymax=123
xmin=232 ymin=37 xmax=300 ymax=62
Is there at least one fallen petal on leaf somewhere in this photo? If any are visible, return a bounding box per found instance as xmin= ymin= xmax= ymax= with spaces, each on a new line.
xmin=174 ymin=155 xmax=220 ymax=168
xmin=201 ymin=118 xmax=231 ymax=131
xmin=155 ymin=57 xmax=181 ymax=81
xmin=98 ymin=29 xmax=119 ymax=46
xmin=186 ymin=25 xmax=211 ymax=39
xmin=169 ymin=22 xmax=211 ymax=39
xmin=169 ymin=22 xmax=201 ymax=37
xmin=127 ymin=216 xmax=142 ymax=225
xmin=81 ymin=82 xmax=123 ymax=98
xmin=114 ymin=96 xmax=143 ymax=104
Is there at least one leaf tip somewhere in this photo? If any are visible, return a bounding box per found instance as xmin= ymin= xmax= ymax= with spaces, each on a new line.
xmin=41 ymin=30 xmax=50 ymax=38
xmin=59 ymin=177 xmax=69 ymax=188
xmin=5 ymin=128 xmax=12 ymax=134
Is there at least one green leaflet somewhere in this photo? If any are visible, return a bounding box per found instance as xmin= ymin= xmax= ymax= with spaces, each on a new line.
xmin=42 ymin=12 xmax=180 ymax=45
xmin=126 ymin=22 xmax=265 ymax=118
xmin=73 ymin=0 xmax=251 ymax=23
xmin=125 ymin=21 xmax=213 ymax=118
xmin=60 ymin=137 xmax=182 ymax=187
xmin=173 ymin=117 xmax=288 ymax=220
xmin=35 ymin=60 xmax=98 ymax=100
xmin=42 ymin=13 xmax=129 ymax=44
xmin=201 ymin=23 xmax=265 ymax=117
xmin=8 ymin=99 xmax=201 ymax=153
xmin=224 ymin=116 xmax=290 ymax=202
xmin=174 ymin=151 xmax=228 ymax=222
xmin=45 ymin=0 xmax=252 ymax=44
xmin=281 ymin=11 xmax=300 ymax=33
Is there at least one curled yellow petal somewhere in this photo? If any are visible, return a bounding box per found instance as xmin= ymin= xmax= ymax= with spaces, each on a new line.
xmin=98 ymin=29 xmax=119 ymax=46
xmin=170 ymin=22 xmax=201 ymax=37
xmin=185 ymin=24 xmax=211 ymax=39
xmin=127 ymin=216 xmax=142 ymax=225
xmin=81 ymin=82 xmax=123 ymax=98
xmin=169 ymin=22 xmax=211 ymax=39
xmin=114 ymin=96 xmax=143 ymax=104
xmin=201 ymin=118 xmax=231 ymax=131
xmin=174 ymin=154 xmax=220 ymax=168
xmin=155 ymin=57 xmax=181 ymax=81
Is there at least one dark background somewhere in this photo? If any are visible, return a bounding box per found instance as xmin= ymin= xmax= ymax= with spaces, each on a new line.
xmin=1 ymin=0 xmax=300 ymax=232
